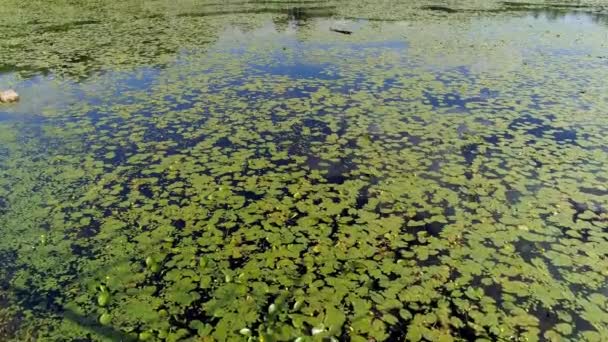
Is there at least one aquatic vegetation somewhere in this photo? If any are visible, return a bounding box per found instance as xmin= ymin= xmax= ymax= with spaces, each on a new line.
xmin=99 ymin=313 xmax=112 ymax=326
xmin=1 ymin=0 xmax=608 ymax=341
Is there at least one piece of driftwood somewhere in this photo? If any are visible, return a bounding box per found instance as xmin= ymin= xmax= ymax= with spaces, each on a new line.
xmin=330 ymin=28 xmax=352 ymax=35
xmin=421 ymin=5 xmax=457 ymax=13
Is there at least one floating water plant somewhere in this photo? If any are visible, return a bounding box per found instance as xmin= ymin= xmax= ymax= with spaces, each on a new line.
xmin=97 ymin=291 xmax=110 ymax=307
xmin=138 ymin=331 xmax=153 ymax=341
xmin=99 ymin=313 xmax=111 ymax=325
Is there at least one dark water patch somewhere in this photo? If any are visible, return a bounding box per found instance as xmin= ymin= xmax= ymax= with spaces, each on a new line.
xmin=303 ymin=118 xmax=333 ymax=135
xmin=461 ymin=143 xmax=479 ymax=165
xmin=273 ymin=159 xmax=291 ymax=167
xmin=11 ymin=284 xmax=64 ymax=313
xmin=577 ymin=228 xmax=591 ymax=243
xmin=508 ymin=114 xmax=577 ymax=144
xmin=304 ymin=155 xmax=353 ymax=184
xmin=569 ymin=199 xmax=588 ymax=223
xmin=531 ymin=304 xmax=594 ymax=338
xmin=464 ymin=275 xmax=505 ymax=309
xmin=434 ymin=66 xmax=473 ymax=86
xmin=328 ymin=217 xmax=340 ymax=242
xmin=580 ymin=187 xmax=608 ymax=197
xmin=429 ymin=159 xmax=443 ymax=172
xmin=569 ymin=198 xmax=607 ymax=224
xmin=525 ymin=94 xmax=544 ymax=111
xmin=163 ymin=90 xmax=203 ymax=112
xmin=553 ymin=129 xmax=576 ymax=143
xmin=75 ymin=218 xmax=101 ymax=239
xmin=325 ymin=171 xmax=348 ymax=185
xmin=400 ymin=131 xmax=422 ymax=145
xmin=425 ymin=221 xmax=446 ymax=237
xmin=478 ymin=88 xmax=500 ymax=101
xmin=228 ymin=255 xmax=248 ymax=269
xmin=513 ymin=239 xmax=544 ymax=263
xmin=71 ymin=242 xmax=97 ymax=259
xmin=181 ymin=300 xmax=217 ymax=332
xmin=482 ymin=281 xmax=503 ymax=307
xmin=401 ymin=210 xmax=447 ymax=238
xmin=140 ymin=124 xmax=186 ymax=146
xmin=173 ymin=219 xmax=186 ymax=230
xmin=257 ymin=238 xmax=272 ymax=251
xmin=484 ymin=134 xmax=500 ymax=144
xmin=526 ymin=125 xmax=554 ymax=139
xmin=531 ymin=157 xmax=542 ymax=168
xmin=513 ymin=239 xmax=565 ymax=283
xmin=0 ymin=197 xmax=7 ymax=216
xmin=115 ymin=183 xmax=130 ymax=198
xmin=0 ymin=251 xmax=18 ymax=284
xmin=138 ymin=185 xmax=155 ymax=199
xmin=382 ymin=308 xmax=407 ymax=341
xmin=447 ymin=297 xmax=489 ymax=340
xmin=503 ymin=132 xmax=515 ymax=140
xmin=423 ymin=91 xmax=468 ymax=109
xmin=103 ymin=146 xmax=129 ymax=165
xmin=505 ymin=189 xmax=522 ymax=204
xmin=404 ymin=221 xmax=444 ymax=241
xmin=355 ymin=188 xmax=370 ymax=209
xmin=508 ymin=114 xmax=544 ymax=131
xmin=214 ymin=137 xmax=233 ymax=148
xmin=379 ymin=77 xmax=401 ymax=91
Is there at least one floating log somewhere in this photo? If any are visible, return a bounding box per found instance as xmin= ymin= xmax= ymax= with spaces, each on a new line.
xmin=330 ymin=28 xmax=352 ymax=35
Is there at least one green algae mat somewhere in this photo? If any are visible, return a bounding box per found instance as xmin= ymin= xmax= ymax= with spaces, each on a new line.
xmin=1 ymin=0 xmax=608 ymax=341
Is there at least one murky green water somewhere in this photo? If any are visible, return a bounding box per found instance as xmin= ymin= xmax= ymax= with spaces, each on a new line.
xmin=1 ymin=1 xmax=608 ymax=341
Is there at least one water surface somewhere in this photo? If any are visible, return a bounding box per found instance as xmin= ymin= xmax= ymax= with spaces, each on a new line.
xmin=1 ymin=1 xmax=608 ymax=341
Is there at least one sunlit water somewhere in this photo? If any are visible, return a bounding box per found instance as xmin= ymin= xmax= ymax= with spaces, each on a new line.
xmin=1 ymin=1 xmax=608 ymax=341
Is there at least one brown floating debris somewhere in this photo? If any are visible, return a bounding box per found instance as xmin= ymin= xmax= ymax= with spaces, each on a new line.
xmin=0 ymin=89 xmax=19 ymax=103
xmin=330 ymin=28 xmax=352 ymax=35
xmin=421 ymin=5 xmax=458 ymax=13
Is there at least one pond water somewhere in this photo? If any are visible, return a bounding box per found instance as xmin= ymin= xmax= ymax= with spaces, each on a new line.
xmin=1 ymin=0 xmax=608 ymax=341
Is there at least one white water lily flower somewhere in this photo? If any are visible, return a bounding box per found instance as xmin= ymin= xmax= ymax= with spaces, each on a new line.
xmin=311 ymin=326 xmax=325 ymax=335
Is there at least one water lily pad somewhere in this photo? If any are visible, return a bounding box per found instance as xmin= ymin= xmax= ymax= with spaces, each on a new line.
xmin=99 ymin=313 xmax=112 ymax=325
xmin=97 ymin=292 xmax=110 ymax=307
